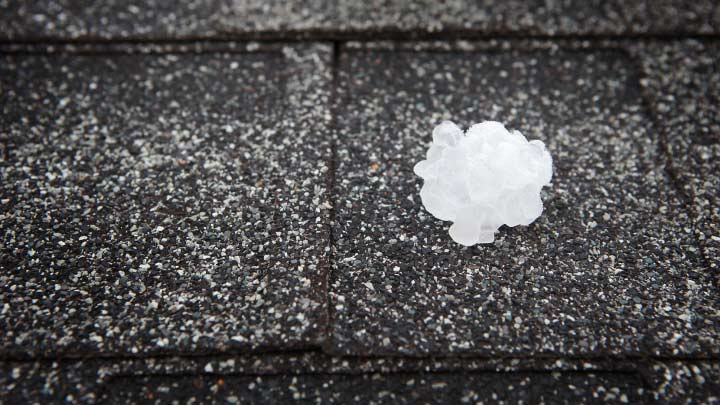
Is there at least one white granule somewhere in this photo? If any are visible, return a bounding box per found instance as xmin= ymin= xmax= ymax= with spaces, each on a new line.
xmin=414 ymin=121 xmax=553 ymax=246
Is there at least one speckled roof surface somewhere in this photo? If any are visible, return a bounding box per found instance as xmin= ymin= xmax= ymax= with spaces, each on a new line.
xmin=1 ymin=2 xmax=719 ymax=404
xmin=1 ymin=44 xmax=334 ymax=359
xmin=329 ymin=40 xmax=718 ymax=358
xmin=1 ymin=0 xmax=718 ymax=40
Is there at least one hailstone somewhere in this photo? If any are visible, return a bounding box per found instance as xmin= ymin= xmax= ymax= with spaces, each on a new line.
xmin=413 ymin=121 xmax=553 ymax=246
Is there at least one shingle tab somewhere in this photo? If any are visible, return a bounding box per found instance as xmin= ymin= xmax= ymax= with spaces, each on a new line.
xmin=0 ymin=43 xmax=333 ymax=358
xmin=631 ymin=40 xmax=720 ymax=285
xmin=330 ymin=42 xmax=719 ymax=357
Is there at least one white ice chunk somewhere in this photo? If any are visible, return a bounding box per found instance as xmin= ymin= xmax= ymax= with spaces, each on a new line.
xmin=415 ymin=120 xmax=553 ymax=246
xmin=432 ymin=120 xmax=463 ymax=146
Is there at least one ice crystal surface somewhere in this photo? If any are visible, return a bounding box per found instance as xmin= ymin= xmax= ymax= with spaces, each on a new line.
xmin=414 ymin=121 xmax=553 ymax=246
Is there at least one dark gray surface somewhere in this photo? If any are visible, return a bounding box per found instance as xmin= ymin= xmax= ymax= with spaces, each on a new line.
xmin=1 ymin=7 xmax=719 ymax=401
xmin=631 ymin=40 xmax=720 ymax=281
xmin=0 ymin=0 xmax=225 ymax=40
xmin=646 ymin=361 xmax=720 ymax=404
xmin=4 ymin=354 xmax=717 ymax=403
xmin=223 ymin=0 xmax=719 ymax=37
xmin=329 ymin=41 xmax=719 ymax=357
xmin=221 ymin=0 xmax=648 ymax=36
xmin=1 ymin=1 xmax=719 ymax=41
xmin=0 ymin=43 xmax=333 ymax=358
xmin=103 ymin=371 xmax=644 ymax=404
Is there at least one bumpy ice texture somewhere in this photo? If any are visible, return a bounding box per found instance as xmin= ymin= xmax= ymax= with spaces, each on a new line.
xmin=414 ymin=121 xmax=553 ymax=246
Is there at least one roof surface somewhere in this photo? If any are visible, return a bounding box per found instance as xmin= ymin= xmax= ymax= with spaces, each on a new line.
xmin=1 ymin=2 xmax=718 ymax=403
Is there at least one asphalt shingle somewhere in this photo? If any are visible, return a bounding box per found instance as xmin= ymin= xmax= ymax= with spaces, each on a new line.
xmin=0 ymin=43 xmax=333 ymax=358
xmin=2 ymin=1 xmax=718 ymax=41
xmin=631 ymin=40 xmax=720 ymax=283
xmin=220 ymin=0 xmax=718 ymax=37
xmin=1 ymin=5 xmax=719 ymax=402
xmin=0 ymin=0 xmax=225 ymax=40
xmin=104 ymin=371 xmax=644 ymax=403
xmin=329 ymin=40 xmax=719 ymax=357
xmin=647 ymin=361 xmax=720 ymax=403
xmin=2 ymin=352 xmax=716 ymax=402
